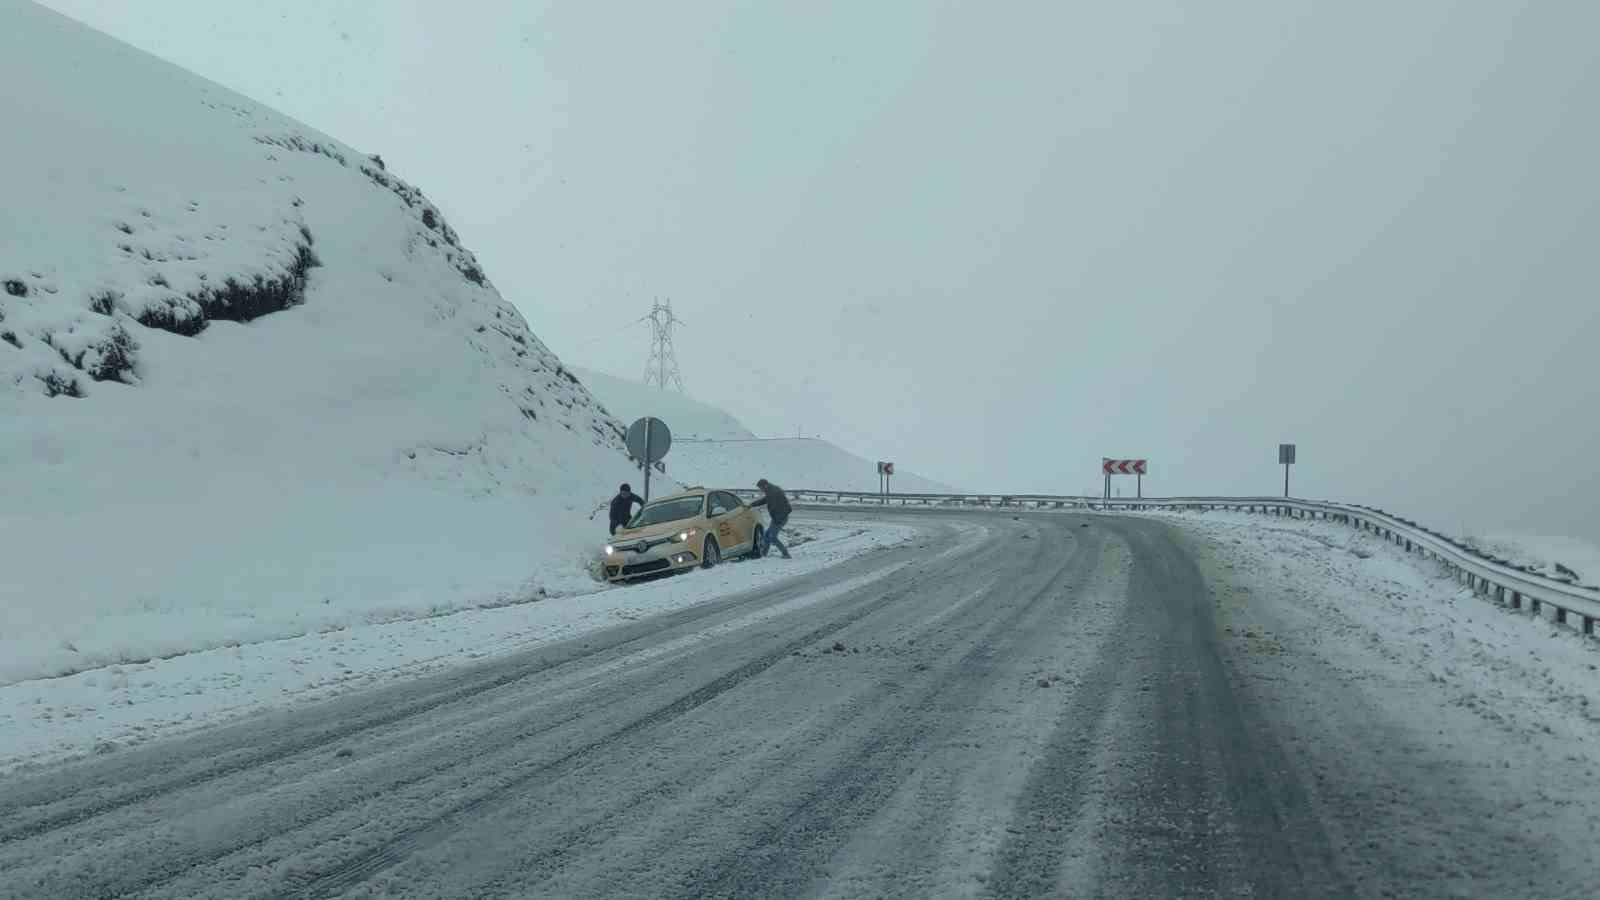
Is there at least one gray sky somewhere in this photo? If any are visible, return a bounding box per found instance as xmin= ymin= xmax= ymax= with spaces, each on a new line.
xmin=39 ymin=0 xmax=1600 ymax=542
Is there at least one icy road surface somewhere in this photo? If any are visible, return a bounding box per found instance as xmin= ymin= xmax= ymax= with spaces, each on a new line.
xmin=1 ymin=510 xmax=1595 ymax=898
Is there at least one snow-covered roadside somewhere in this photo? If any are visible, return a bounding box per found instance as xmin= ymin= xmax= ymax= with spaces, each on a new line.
xmin=1140 ymin=507 xmax=1600 ymax=892
xmin=0 ymin=518 xmax=917 ymax=776
xmin=1459 ymin=533 xmax=1600 ymax=589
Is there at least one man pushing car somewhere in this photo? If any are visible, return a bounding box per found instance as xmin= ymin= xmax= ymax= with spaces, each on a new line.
xmin=608 ymin=483 xmax=643 ymax=536
xmin=749 ymin=478 xmax=792 ymax=559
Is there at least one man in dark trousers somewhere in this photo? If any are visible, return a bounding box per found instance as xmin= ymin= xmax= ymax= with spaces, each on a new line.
xmin=750 ymin=478 xmax=792 ymax=559
xmin=608 ymin=483 xmax=643 ymax=535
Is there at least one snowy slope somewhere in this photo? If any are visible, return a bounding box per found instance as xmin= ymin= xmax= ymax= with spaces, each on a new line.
xmin=0 ymin=2 xmax=637 ymax=685
xmin=572 ymin=366 xmax=755 ymax=441
xmin=571 ymin=367 xmax=958 ymax=493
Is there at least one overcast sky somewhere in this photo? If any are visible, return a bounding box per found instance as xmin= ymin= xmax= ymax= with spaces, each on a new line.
xmin=38 ymin=0 xmax=1600 ymax=542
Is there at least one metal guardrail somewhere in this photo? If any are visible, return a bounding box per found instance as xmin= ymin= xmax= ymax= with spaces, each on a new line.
xmin=725 ymin=489 xmax=1600 ymax=637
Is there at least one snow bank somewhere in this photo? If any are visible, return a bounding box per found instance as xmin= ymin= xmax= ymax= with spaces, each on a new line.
xmin=0 ymin=2 xmax=638 ymax=685
xmin=571 ymin=367 xmax=958 ymax=493
xmin=1459 ymin=533 xmax=1600 ymax=589
xmin=0 ymin=517 xmax=920 ymax=774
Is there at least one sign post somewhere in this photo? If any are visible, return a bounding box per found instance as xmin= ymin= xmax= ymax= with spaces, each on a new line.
xmin=625 ymin=417 xmax=673 ymax=502
xmin=877 ymin=461 xmax=895 ymax=504
xmin=1102 ymin=459 xmax=1148 ymax=500
xmin=1279 ymin=443 xmax=1296 ymax=498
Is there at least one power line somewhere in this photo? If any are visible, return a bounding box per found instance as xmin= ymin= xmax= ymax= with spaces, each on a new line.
xmin=642 ymin=299 xmax=685 ymax=392
xmin=569 ymin=314 xmax=649 ymax=350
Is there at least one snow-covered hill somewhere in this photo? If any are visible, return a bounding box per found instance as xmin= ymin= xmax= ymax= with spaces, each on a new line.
xmin=571 ymin=367 xmax=958 ymax=494
xmin=0 ymin=1 xmax=636 ymax=684
xmin=572 ymin=366 xmax=756 ymax=442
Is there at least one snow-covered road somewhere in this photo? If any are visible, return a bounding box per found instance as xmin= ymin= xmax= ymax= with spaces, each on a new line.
xmin=1 ymin=509 xmax=1596 ymax=898
xmin=0 ymin=518 xmax=918 ymax=775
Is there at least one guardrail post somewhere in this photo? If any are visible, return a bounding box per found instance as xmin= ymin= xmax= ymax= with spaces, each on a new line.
xmin=1555 ymin=607 xmax=1568 ymax=626
xmin=1585 ymin=616 xmax=1595 ymax=636
xmin=1511 ymin=591 xmax=1522 ymax=610
xmin=1531 ymin=595 xmax=1542 ymax=615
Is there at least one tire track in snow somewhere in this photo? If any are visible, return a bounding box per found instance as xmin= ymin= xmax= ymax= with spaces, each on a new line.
xmin=287 ymin=552 xmax=1000 ymax=899
xmin=660 ymin=524 xmax=1097 ymax=899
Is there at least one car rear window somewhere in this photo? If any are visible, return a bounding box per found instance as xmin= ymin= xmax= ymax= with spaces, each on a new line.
xmin=629 ymin=496 xmax=705 ymax=528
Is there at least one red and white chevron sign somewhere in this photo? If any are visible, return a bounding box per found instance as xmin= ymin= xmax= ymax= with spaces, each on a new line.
xmin=1102 ymin=458 xmax=1148 ymax=475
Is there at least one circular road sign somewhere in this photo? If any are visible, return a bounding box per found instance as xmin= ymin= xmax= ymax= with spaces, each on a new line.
xmin=625 ymin=417 xmax=672 ymax=464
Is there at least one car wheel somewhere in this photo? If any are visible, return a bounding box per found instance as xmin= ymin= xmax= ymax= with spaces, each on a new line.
xmin=748 ymin=524 xmax=766 ymax=560
xmin=702 ymin=536 xmax=721 ymax=569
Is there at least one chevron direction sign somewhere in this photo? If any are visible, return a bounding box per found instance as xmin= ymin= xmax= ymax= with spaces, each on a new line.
xmin=1102 ymin=459 xmax=1148 ymax=475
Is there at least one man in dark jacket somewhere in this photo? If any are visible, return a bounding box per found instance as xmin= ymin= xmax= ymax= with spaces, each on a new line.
xmin=750 ymin=478 xmax=792 ymax=559
xmin=609 ymin=483 xmax=643 ymax=535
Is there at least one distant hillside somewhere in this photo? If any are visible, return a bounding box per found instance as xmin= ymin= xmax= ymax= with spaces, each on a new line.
xmin=572 ymin=366 xmax=755 ymax=441
xmin=571 ymin=368 xmax=958 ymax=494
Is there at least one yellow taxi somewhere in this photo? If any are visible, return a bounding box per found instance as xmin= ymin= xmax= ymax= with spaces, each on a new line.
xmin=603 ymin=487 xmax=767 ymax=582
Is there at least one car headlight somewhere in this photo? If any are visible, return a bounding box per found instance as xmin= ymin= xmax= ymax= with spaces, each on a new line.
xmin=604 ymin=545 xmax=615 ymax=555
xmin=675 ymin=528 xmax=699 ymax=543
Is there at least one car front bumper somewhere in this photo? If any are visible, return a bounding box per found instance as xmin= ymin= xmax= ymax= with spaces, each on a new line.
xmin=604 ymin=541 xmax=699 ymax=581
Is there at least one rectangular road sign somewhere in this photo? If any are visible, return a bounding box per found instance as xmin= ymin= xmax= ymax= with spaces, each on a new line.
xmin=1279 ymin=444 xmax=1296 ymax=465
xmin=1102 ymin=459 xmax=1147 ymax=475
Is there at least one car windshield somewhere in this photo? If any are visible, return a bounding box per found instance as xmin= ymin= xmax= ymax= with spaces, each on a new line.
xmin=627 ymin=496 xmax=703 ymax=529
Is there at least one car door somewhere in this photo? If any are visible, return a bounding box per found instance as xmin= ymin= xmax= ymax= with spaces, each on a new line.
xmin=707 ymin=491 xmax=740 ymax=550
xmin=732 ymin=490 xmax=764 ymax=547
xmin=726 ymin=491 xmax=761 ymax=548
xmin=726 ymin=491 xmax=759 ymax=549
